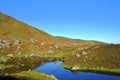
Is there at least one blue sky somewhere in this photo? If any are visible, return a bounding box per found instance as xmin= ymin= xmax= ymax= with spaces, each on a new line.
xmin=0 ymin=0 xmax=120 ymax=43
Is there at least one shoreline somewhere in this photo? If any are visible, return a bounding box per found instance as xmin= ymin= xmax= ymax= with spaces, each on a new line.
xmin=61 ymin=63 xmax=120 ymax=76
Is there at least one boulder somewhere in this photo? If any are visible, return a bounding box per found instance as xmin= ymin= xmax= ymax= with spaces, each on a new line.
xmin=29 ymin=39 xmax=36 ymax=43
xmin=81 ymin=51 xmax=87 ymax=55
xmin=18 ymin=52 xmax=21 ymax=55
xmin=75 ymin=54 xmax=80 ymax=58
xmin=17 ymin=46 xmax=21 ymax=49
xmin=5 ymin=42 xmax=12 ymax=46
xmin=3 ymin=59 xmax=7 ymax=62
xmin=71 ymin=66 xmax=80 ymax=71
xmin=14 ymin=40 xmax=21 ymax=45
xmin=2 ymin=40 xmax=7 ymax=43
xmin=7 ymin=54 xmax=13 ymax=57
xmin=47 ymin=50 xmax=53 ymax=53
xmin=30 ymin=54 xmax=34 ymax=57
xmin=0 ymin=39 xmax=2 ymax=43
xmin=54 ymin=44 xmax=59 ymax=49
xmin=40 ymin=42 xmax=45 ymax=46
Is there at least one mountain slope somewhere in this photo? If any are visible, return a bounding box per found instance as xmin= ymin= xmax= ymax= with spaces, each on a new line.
xmin=56 ymin=36 xmax=106 ymax=46
xmin=0 ymin=12 xmax=120 ymax=76
xmin=0 ymin=12 xmax=107 ymax=56
xmin=0 ymin=12 xmax=63 ymax=57
xmin=0 ymin=12 xmax=57 ymax=42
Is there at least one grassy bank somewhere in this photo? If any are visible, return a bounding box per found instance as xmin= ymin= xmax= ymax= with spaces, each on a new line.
xmin=0 ymin=57 xmax=59 ymax=80
xmin=61 ymin=63 xmax=120 ymax=75
xmin=11 ymin=71 xmax=57 ymax=80
xmin=0 ymin=71 xmax=57 ymax=80
xmin=60 ymin=44 xmax=120 ymax=75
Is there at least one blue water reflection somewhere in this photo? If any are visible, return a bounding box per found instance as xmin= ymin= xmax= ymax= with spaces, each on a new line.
xmin=35 ymin=61 xmax=120 ymax=80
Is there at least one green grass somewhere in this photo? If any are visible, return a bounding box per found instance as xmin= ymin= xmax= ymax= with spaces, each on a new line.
xmin=0 ymin=64 xmax=13 ymax=70
xmin=61 ymin=62 xmax=120 ymax=75
xmin=60 ymin=44 xmax=120 ymax=75
xmin=11 ymin=71 xmax=57 ymax=80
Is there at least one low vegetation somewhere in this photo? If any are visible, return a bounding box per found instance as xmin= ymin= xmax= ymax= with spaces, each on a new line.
xmin=0 ymin=12 xmax=120 ymax=80
xmin=10 ymin=71 xmax=57 ymax=80
xmin=61 ymin=44 xmax=120 ymax=75
xmin=0 ymin=71 xmax=57 ymax=80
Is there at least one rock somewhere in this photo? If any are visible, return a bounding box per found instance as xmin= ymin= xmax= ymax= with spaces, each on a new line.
xmin=75 ymin=54 xmax=80 ymax=58
xmin=9 ymin=54 xmax=13 ymax=57
xmin=28 ymin=69 xmax=32 ymax=71
xmin=71 ymin=66 xmax=80 ymax=71
xmin=0 ymin=43 xmax=4 ymax=48
xmin=50 ymin=75 xmax=58 ymax=80
xmin=25 ymin=55 xmax=28 ymax=58
xmin=5 ymin=42 xmax=12 ymax=46
xmin=18 ymin=52 xmax=21 ymax=55
xmin=29 ymin=39 xmax=36 ymax=43
xmin=17 ymin=46 xmax=21 ymax=49
xmin=0 ymin=39 xmax=2 ymax=42
xmin=82 ymin=58 xmax=86 ymax=62
xmin=40 ymin=42 xmax=45 ymax=46
xmin=85 ymin=56 xmax=88 ymax=58
xmin=14 ymin=40 xmax=21 ymax=45
xmin=5 ymin=73 xmax=8 ymax=76
xmin=30 ymin=54 xmax=34 ymax=57
xmin=47 ymin=50 xmax=53 ymax=53
xmin=7 ymin=54 xmax=13 ymax=57
xmin=54 ymin=44 xmax=59 ymax=49
xmin=81 ymin=51 xmax=87 ymax=55
xmin=1 ymin=44 xmax=5 ymax=47
xmin=2 ymin=40 xmax=7 ymax=43
xmin=3 ymin=59 xmax=7 ymax=62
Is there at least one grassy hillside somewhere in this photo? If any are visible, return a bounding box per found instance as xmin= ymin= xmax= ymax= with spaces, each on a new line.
xmin=0 ymin=12 xmax=55 ymax=41
xmin=0 ymin=12 xmax=106 ymax=57
xmin=0 ymin=12 xmax=120 ymax=78
xmin=56 ymin=36 xmax=106 ymax=46
xmin=0 ymin=12 xmax=62 ymax=57
xmin=62 ymin=44 xmax=120 ymax=75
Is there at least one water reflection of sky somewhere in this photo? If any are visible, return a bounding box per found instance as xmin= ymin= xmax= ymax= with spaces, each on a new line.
xmin=35 ymin=61 xmax=120 ymax=80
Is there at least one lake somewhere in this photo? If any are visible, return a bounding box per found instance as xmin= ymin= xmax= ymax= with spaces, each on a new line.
xmin=35 ymin=61 xmax=120 ymax=80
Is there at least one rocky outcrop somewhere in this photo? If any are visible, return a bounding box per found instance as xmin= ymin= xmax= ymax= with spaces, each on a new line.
xmin=71 ymin=66 xmax=80 ymax=71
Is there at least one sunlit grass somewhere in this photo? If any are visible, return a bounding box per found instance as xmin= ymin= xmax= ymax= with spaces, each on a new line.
xmin=0 ymin=64 xmax=13 ymax=70
xmin=11 ymin=71 xmax=57 ymax=80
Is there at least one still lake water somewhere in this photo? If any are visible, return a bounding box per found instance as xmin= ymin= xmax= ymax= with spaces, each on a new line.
xmin=35 ymin=61 xmax=120 ymax=80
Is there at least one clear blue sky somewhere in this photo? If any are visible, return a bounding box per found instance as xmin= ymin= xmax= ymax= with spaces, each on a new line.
xmin=0 ymin=0 xmax=120 ymax=43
